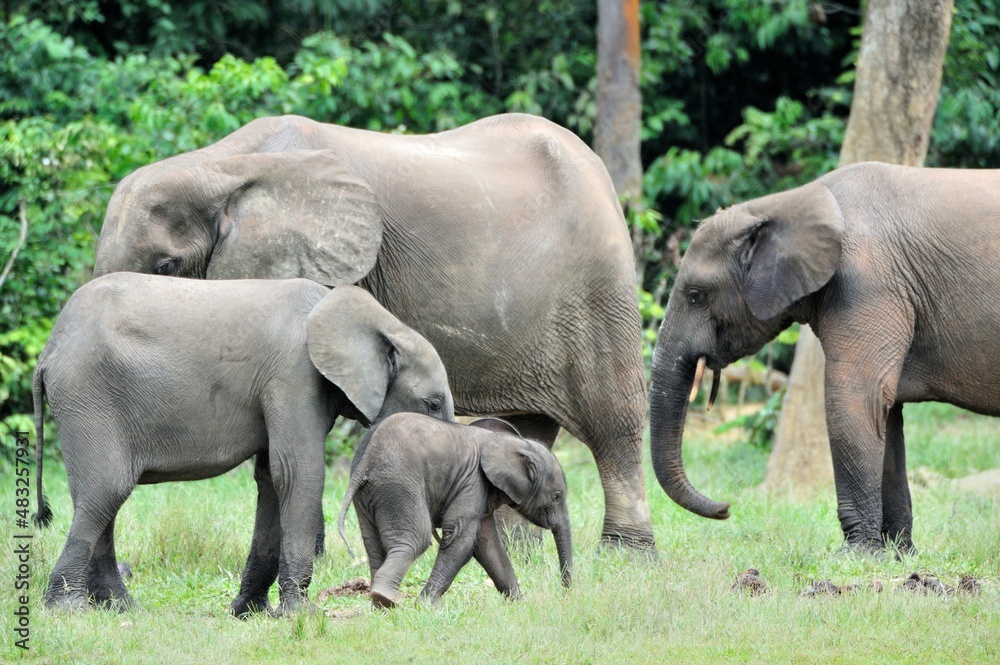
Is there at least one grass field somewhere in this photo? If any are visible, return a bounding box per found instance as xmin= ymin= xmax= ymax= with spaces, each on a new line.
xmin=2 ymin=402 xmax=999 ymax=664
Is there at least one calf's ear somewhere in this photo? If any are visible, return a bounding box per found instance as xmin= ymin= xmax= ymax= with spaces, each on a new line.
xmin=480 ymin=437 xmax=535 ymax=505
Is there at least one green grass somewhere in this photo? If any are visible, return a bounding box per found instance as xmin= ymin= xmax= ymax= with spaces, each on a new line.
xmin=2 ymin=402 xmax=998 ymax=664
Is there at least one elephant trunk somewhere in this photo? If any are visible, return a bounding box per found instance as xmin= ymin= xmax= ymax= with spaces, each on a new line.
xmin=649 ymin=342 xmax=731 ymax=520
xmin=552 ymin=522 xmax=573 ymax=588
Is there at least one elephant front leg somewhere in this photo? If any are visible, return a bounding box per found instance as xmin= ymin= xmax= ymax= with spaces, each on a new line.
xmin=881 ymin=404 xmax=915 ymax=553
xmin=272 ymin=464 xmax=325 ymax=615
xmin=472 ymin=512 xmax=521 ymax=599
xmin=231 ymin=452 xmax=280 ymax=618
xmin=825 ymin=355 xmax=904 ymax=552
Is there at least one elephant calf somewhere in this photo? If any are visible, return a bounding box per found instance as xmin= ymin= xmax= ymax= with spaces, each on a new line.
xmin=338 ymin=414 xmax=573 ymax=608
xmin=33 ymin=274 xmax=454 ymax=615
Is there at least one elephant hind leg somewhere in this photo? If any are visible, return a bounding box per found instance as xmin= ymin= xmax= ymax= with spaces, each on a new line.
xmin=357 ymin=509 xmax=386 ymax=580
xmin=87 ymin=519 xmax=134 ymax=611
xmin=47 ymin=472 xmax=134 ymax=610
xmin=563 ymin=394 xmax=654 ymax=553
xmin=881 ymin=404 xmax=915 ymax=554
xmin=232 ymin=452 xmax=280 ymax=618
xmin=369 ymin=512 xmax=432 ymax=609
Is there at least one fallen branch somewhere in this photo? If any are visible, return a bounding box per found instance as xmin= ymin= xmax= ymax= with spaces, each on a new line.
xmin=0 ymin=198 xmax=29 ymax=291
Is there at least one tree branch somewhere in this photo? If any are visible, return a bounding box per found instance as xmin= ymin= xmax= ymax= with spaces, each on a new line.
xmin=0 ymin=198 xmax=29 ymax=291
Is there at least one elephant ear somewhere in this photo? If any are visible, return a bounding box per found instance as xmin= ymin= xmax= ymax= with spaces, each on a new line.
xmin=741 ymin=183 xmax=845 ymax=321
xmin=177 ymin=150 xmax=382 ymax=286
xmin=468 ymin=418 xmax=522 ymax=436
xmin=306 ymin=285 xmax=404 ymax=425
xmin=480 ymin=436 xmax=536 ymax=505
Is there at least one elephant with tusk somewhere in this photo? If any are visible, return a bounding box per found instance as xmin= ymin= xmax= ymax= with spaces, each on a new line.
xmin=650 ymin=161 xmax=1000 ymax=552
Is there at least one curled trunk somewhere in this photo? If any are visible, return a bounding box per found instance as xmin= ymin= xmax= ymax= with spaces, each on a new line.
xmin=648 ymin=345 xmax=731 ymax=520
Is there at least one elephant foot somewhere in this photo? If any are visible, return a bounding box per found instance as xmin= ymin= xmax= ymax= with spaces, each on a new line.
xmin=275 ymin=590 xmax=318 ymax=617
xmin=882 ymin=532 xmax=917 ymax=558
xmin=45 ymin=591 xmax=90 ymax=612
xmin=599 ymin=532 xmax=658 ymax=561
xmin=836 ymin=538 xmax=885 ymax=557
xmin=231 ymin=594 xmax=275 ymax=619
xmin=90 ymin=590 xmax=136 ymax=613
xmin=370 ymin=586 xmax=399 ymax=609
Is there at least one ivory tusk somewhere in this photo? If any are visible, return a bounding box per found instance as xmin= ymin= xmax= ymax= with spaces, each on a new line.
xmin=707 ymin=368 xmax=721 ymax=411
xmin=689 ymin=356 xmax=707 ymax=403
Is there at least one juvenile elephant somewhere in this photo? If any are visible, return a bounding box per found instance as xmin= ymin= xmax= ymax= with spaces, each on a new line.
xmin=33 ymin=275 xmax=454 ymax=614
xmin=92 ymin=113 xmax=653 ymax=552
xmin=338 ymin=414 xmax=572 ymax=607
xmin=650 ymin=162 xmax=1000 ymax=552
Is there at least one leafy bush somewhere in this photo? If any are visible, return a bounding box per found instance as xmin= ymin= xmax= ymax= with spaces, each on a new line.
xmin=0 ymin=318 xmax=52 ymax=462
xmin=3 ymin=1 xmax=998 ymax=453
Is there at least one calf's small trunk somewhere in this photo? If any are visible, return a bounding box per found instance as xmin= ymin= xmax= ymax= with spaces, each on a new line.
xmin=553 ymin=524 xmax=573 ymax=587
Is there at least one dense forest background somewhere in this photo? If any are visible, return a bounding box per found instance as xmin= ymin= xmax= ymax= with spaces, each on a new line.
xmin=2 ymin=0 xmax=999 ymax=454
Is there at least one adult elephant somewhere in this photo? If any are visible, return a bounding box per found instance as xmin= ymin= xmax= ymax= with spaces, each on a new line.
xmin=649 ymin=162 xmax=1000 ymax=552
xmin=93 ymin=113 xmax=653 ymax=551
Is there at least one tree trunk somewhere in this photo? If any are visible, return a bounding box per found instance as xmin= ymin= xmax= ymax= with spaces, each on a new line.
xmin=764 ymin=0 xmax=954 ymax=497
xmin=595 ymin=0 xmax=642 ymax=201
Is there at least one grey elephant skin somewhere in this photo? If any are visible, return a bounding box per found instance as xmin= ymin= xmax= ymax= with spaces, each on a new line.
xmin=32 ymin=275 xmax=454 ymax=614
xmin=649 ymin=162 xmax=1000 ymax=552
xmin=91 ymin=113 xmax=653 ymax=551
xmin=338 ymin=414 xmax=572 ymax=607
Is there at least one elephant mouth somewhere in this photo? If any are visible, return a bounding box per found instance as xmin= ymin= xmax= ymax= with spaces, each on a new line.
xmin=688 ymin=355 xmax=725 ymax=410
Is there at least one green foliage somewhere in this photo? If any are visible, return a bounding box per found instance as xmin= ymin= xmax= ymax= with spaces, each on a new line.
xmin=714 ymin=387 xmax=785 ymax=449
xmin=929 ymin=2 xmax=1000 ymax=168
xmin=3 ymin=1 xmax=998 ymax=443
xmin=0 ymin=318 xmax=51 ymax=461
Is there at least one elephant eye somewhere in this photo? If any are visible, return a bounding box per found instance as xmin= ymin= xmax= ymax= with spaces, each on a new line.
xmin=552 ymin=491 xmax=562 ymax=502
xmin=687 ymin=289 xmax=706 ymax=307
xmin=424 ymin=397 xmax=442 ymax=413
xmin=154 ymin=258 xmax=177 ymax=276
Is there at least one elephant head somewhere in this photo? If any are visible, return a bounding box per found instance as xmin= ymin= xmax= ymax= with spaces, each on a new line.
xmin=307 ymin=286 xmax=455 ymax=425
xmin=94 ymin=137 xmax=382 ymax=286
xmin=479 ymin=430 xmax=573 ymax=587
xmin=650 ymin=182 xmax=844 ymax=519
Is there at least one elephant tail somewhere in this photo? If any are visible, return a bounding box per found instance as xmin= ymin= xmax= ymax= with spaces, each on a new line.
xmin=32 ymin=366 xmax=53 ymax=528
xmin=338 ymin=476 xmax=364 ymax=560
